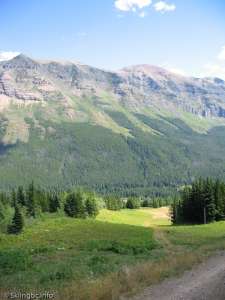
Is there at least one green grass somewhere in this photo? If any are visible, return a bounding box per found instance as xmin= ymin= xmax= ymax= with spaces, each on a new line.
xmin=1 ymin=208 xmax=225 ymax=300
xmin=165 ymin=221 xmax=225 ymax=251
xmin=97 ymin=207 xmax=171 ymax=226
xmin=0 ymin=213 xmax=156 ymax=290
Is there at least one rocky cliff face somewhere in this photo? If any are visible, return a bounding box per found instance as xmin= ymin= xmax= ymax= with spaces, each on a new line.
xmin=116 ymin=65 xmax=225 ymax=118
xmin=0 ymin=54 xmax=225 ymax=119
xmin=0 ymin=72 xmax=40 ymax=101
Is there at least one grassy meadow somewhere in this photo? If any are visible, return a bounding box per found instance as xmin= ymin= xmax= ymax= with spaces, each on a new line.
xmin=1 ymin=207 xmax=225 ymax=299
xmin=97 ymin=207 xmax=171 ymax=226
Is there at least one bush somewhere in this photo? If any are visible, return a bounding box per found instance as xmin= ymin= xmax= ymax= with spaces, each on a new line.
xmin=26 ymin=182 xmax=36 ymax=218
xmin=88 ymin=255 xmax=110 ymax=275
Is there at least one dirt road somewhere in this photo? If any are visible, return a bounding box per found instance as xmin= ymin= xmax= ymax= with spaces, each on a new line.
xmin=130 ymin=252 xmax=225 ymax=300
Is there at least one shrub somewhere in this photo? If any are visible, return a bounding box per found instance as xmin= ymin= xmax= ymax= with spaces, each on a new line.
xmin=88 ymin=255 xmax=110 ymax=275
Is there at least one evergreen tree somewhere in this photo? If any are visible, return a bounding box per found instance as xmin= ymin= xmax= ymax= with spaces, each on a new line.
xmin=203 ymin=178 xmax=216 ymax=223
xmin=35 ymin=189 xmax=49 ymax=212
xmin=152 ymin=198 xmax=159 ymax=208
xmin=49 ymin=193 xmax=61 ymax=213
xmin=86 ymin=195 xmax=99 ymax=218
xmin=105 ymin=196 xmax=124 ymax=211
xmin=7 ymin=205 xmax=24 ymax=234
xmin=17 ymin=186 xmax=26 ymax=206
xmin=64 ymin=191 xmax=86 ymax=218
xmin=0 ymin=201 xmax=5 ymax=221
xmin=142 ymin=199 xmax=150 ymax=207
xmin=170 ymin=197 xmax=177 ymax=224
xmin=11 ymin=189 xmax=16 ymax=207
xmin=214 ymin=180 xmax=225 ymax=221
xmin=126 ymin=197 xmax=141 ymax=209
xmin=26 ymin=181 xmax=36 ymax=217
xmin=159 ymin=198 xmax=162 ymax=207
xmin=172 ymin=178 xmax=225 ymax=224
xmin=0 ymin=192 xmax=8 ymax=205
xmin=0 ymin=193 xmax=9 ymax=226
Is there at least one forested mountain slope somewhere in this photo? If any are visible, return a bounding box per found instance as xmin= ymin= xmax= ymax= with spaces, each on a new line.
xmin=0 ymin=54 xmax=225 ymax=195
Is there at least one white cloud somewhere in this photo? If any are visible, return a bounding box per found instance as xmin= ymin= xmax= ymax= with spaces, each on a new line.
xmin=197 ymin=46 xmax=225 ymax=80
xmin=115 ymin=0 xmax=152 ymax=12
xmin=203 ymin=63 xmax=225 ymax=80
xmin=218 ymin=45 xmax=225 ymax=61
xmin=0 ymin=51 xmax=20 ymax=62
xmin=154 ymin=1 xmax=176 ymax=13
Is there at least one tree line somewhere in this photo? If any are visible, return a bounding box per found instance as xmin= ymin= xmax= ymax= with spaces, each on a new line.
xmin=0 ymin=182 xmax=174 ymax=235
xmin=104 ymin=195 xmax=172 ymax=210
xmin=0 ymin=183 xmax=100 ymax=235
xmin=171 ymin=178 xmax=225 ymax=224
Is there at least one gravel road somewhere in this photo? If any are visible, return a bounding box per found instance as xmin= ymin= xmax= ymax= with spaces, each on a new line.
xmin=130 ymin=252 xmax=225 ymax=300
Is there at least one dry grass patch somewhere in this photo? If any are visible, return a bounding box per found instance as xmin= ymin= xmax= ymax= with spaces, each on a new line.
xmin=57 ymin=251 xmax=203 ymax=300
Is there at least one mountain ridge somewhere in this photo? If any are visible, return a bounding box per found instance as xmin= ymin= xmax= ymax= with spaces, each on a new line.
xmin=3 ymin=53 xmax=225 ymax=81
xmin=1 ymin=54 xmax=225 ymax=120
xmin=0 ymin=54 xmax=225 ymax=195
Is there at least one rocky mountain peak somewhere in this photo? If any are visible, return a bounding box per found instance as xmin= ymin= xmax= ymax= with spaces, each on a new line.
xmin=0 ymin=54 xmax=39 ymax=70
xmin=0 ymin=54 xmax=225 ymax=119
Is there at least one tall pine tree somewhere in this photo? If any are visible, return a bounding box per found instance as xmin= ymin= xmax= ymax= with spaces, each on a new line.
xmin=86 ymin=195 xmax=99 ymax=218
xmin=49 ymin=193 xmax=61 ymax=213
xmin=26 ymin=182 xmax=36 ymax=217
xmin=64 ymin=191 xmax=86 ymax=218
xmin=7 ymin=205 xmax=24 ymax=234
xmin=17 ymin=186 xmax=26 ymax=206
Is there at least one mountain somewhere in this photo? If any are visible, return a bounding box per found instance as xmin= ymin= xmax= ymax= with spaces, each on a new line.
xmin=0 ymin=54 xmax=225 ymax=195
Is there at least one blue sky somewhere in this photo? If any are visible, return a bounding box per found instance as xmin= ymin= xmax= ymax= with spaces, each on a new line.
xmin=0 ymin=0 xmax=225 ymax=78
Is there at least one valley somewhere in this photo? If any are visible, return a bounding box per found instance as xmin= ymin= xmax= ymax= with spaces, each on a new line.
xmin=2 ymin=2 xmax=225 ymax=300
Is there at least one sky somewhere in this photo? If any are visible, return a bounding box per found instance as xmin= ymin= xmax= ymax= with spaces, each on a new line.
xmin=0 ymin=0 xmax=225 ymax=79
